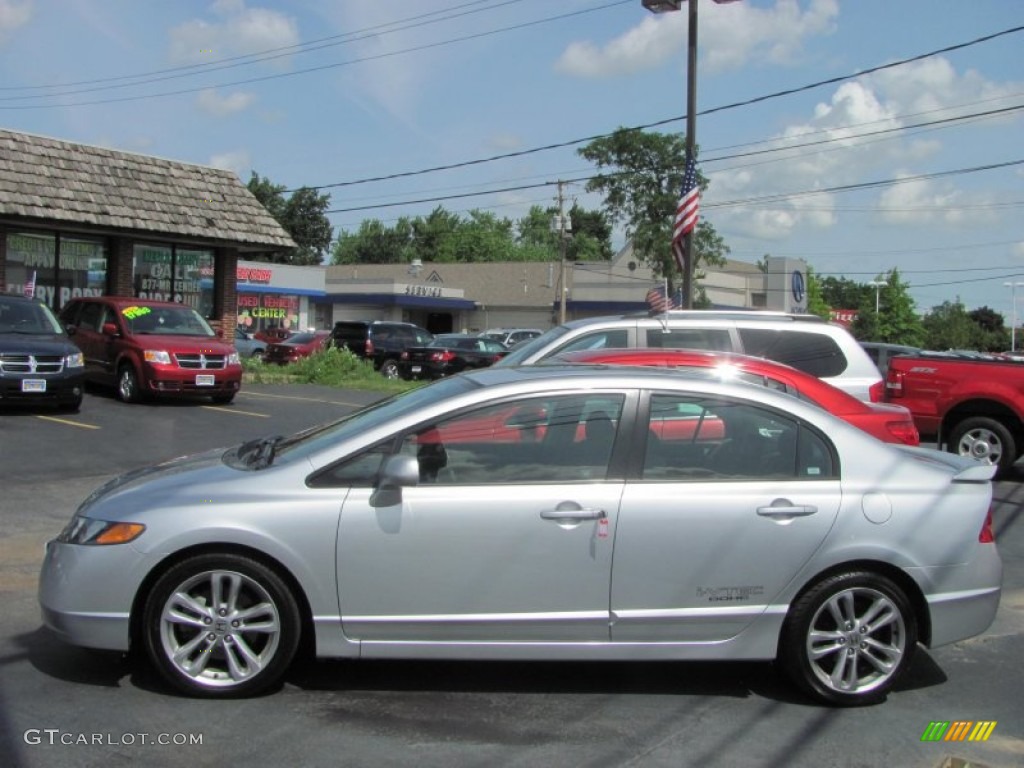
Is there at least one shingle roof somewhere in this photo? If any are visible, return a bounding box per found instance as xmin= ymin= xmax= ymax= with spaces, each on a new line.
xmin=0 ymin=128 xmax=295 ymax=250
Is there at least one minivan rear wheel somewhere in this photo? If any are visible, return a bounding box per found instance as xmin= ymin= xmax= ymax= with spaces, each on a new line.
xmin=380 ymin=359 xmax=400 ymax=379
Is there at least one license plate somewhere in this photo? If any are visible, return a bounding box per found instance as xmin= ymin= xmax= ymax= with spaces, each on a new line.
xmin=22 ymin=379 xmax=46 ymax=393
xmin=411 ymin=366 xmax=422 ymax=373
xmin=195 ymin=375 xmax=215 ymax=386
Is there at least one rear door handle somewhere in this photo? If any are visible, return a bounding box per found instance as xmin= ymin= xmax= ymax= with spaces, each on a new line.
xmin=756 ymin=498 xmax=817 ymax=519
xmin=541 ymin=501 xmax=606 ymax=521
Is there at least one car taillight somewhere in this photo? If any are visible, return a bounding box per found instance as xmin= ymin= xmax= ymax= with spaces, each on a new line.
xmin=365 ymin=339 xmax=374 ymax=356
xmin=430 ymin=351 xmax=455 ymax=363
xmin=886 ymin=420 xmax=920 ymax=446
xmin=885 ymin=370 xmax=904 ymax=398
xmin=868 ymin=380 xmax=885 ymax=403
xmin=401 ymin=351 xmax=409 ymax=360
xmin=979 ymin=507 xmax=995 ymax=543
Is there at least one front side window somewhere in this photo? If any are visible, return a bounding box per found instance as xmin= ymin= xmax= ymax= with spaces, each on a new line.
xmin=397 ymin=393 xmax=626 ymax=485
xmin=642 ymin=395 xmax=836 ymax=481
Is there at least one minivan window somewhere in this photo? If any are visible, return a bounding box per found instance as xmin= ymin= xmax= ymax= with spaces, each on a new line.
xmin=646 ymin=328 xmax=732 ymax=352
xmin=738 ymin=328 xmax=846 ymax=378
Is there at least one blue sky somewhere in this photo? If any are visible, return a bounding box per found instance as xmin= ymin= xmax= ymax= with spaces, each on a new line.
xmin=1 ymin=0 xmax=1021 ymax=315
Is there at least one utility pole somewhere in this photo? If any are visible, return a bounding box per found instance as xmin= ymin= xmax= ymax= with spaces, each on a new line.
xmin=557 ymin=181 xmax=568 ymax=324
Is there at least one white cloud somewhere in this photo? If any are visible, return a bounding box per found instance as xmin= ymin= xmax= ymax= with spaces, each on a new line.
xmin=0 ymin=0 xmax=31 ymax=41
xmin=208 ymin=149 xmax=251 ymax=177
xmin=168 ymin=1 xmax=299 ymax=66
xmin=555 ymin=0 xmax=838 ymax=78
xmin=487 ymin=133 xmax=524 ymax=152
xmin=197 ymin=88 xmax=256 ymax=116
xmin=1014 ymin=242 xmax=1024 ymax=259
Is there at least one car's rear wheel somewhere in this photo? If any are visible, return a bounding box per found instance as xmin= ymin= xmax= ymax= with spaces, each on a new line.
xmin=779 ymin=571 xmax=916 ymax=706
xmin=948 ymin=416 xmax=1016 ymax=477
xmin=380 ymin=359 xmax=400 ymax=379
xmin=117 ymin=364 xmax=141 ymax=403
xmin=142 ymin=553 xmax=301 ymax=698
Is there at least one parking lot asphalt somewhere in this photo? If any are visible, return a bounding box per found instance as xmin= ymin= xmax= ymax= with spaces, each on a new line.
xmin=1 ymin=384 xmax=1022 ymax=768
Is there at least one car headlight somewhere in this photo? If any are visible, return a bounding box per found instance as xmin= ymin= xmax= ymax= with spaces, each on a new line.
xmin=227 ymin=352 xmax=240 ymax=365
xmin=58 ymin=516 xmax=146 ymax=546
xmin=65 ymin=351 xmax=84 ymax=368
xmin=143 ymin=350 xmax=172 ymax=365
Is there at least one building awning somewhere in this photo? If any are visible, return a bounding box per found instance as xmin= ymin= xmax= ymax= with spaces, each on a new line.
xmin=327 ymin=292 xmax=477 ymax=311
xmin=236 ymin=283 xmax=326 ymax=298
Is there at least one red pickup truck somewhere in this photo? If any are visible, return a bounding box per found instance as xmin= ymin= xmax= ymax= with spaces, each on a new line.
xmin=884 ymin=352 xmax=1024 ymax=475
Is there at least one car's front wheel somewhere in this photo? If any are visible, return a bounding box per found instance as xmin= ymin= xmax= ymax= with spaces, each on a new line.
xmin=141 ymin=553 xmax=301 ymax=698
xmin=117 ymin=364 xmax=141 ymax=403
xmin=778 ymin=571 xmax=917 ymax=706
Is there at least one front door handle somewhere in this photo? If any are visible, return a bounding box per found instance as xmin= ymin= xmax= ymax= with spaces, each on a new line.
xmin=540 ymin=501 xmax=606 ymax=521
xmin=756 ymin=498 xmax=818 ymax=519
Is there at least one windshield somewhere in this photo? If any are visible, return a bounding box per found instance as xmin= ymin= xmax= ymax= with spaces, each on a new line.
xmin=121 ymin=305 xmax=215 ymax=337
xmin=284 ymin=332 xmax=319 ymax=344
xmin=267 ymin=376 xmax=480 ymax=465
xmin=494 ymin=325 xmax=570 ymax=366
xmin=0 ymin=298 xmax=64 ymax=335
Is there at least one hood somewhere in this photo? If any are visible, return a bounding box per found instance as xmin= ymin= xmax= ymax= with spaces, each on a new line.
xmin=0 ymin=332 xmax=78 ymax=355
xmin=78 ymin=446 xmax=235 ymax=516
xmin=127 ymin=334 xmax=236 ymax=354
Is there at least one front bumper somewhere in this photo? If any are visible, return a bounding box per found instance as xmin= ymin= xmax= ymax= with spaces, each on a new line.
xmin=0 ymin=371 xmax=85 ymax=403
xmin=38 ymin=538 xmax=150 ymax=652
xmin=141 ymin=363 xmax=242 ymax=396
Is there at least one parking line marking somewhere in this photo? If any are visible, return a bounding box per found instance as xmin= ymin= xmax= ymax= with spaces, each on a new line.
xmin=239 ymin=391 xmax=363 ymax=407
xmin=35 ymin=415 xmax=101 ymax=430
xmin=200 ymin=405 xmax=270 ymax=418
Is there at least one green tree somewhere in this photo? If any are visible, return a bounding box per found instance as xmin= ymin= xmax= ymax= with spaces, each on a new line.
xmin=332 ymin=218 xmax=412 ymax=264
xmin=851 ymin=270 xmax=924 ymax=345
xmin=819 ymin=276 xmax=869 ymax=310
xmin=247 ymin=172 xmax=333 ymax=265
xmin=968 ymin=306 xmax=1010 ymax=351
xmin=804 ymin=266 xmax=831 ymax=320
xmin=577 ymin=128 xmax=728 ymax=301
xmin=923 ymin=300 xmax=978 ymax=350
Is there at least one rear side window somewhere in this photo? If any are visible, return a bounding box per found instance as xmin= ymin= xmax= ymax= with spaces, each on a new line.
xmin=549 ymin=329 xmax=629 ymax=357
xmin=738 ymin=328 xmax=846 ymax=378
xmin=646 ymin=328 xmax=732 ymax=351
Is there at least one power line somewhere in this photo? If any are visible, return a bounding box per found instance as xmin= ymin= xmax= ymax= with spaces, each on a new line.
xmin=0 ymin=1 xmax=632 ymax=109
xmin=286 ymin=24 xmax=1024 ymax=192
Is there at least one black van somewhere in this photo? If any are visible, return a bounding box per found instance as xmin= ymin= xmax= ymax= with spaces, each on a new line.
xmin=331 ymin=320 xmax=433 ymax=379
xmin=0 ymin=294 xmax=85 ymax=411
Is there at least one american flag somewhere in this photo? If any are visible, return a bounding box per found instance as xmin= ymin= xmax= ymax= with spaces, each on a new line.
xmin=672 ymin=153 xmax=700 ymax=274
xmin=646 ymin=284 xmax=677 ymax=313
xmin=23 ymin=270 xmax=36 ymax=299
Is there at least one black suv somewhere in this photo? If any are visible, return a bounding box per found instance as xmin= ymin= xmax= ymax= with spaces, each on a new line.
xmin=0 ymin=294 xmax=86 ymax=411
xmin=331 ymin=320 xmax=433 ymax=378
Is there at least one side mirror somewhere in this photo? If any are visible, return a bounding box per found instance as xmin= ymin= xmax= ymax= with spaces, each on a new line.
xmin=101 ymin=321 xmax=120 ymax=337
xmin=370 ymin=455 xmax=420 ymax=507
xmin=65 ymin=324 xmax=77 ymax=336
xmin=215 ymin=328 xmax=224 ymax=338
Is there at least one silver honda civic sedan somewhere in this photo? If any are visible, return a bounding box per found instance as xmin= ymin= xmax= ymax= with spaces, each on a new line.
xmin=39 ymin=365 xmax=1002 ymax=705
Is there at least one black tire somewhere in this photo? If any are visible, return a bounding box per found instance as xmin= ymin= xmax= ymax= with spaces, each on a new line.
xmin=947 ymin=416 xmax=1016 ymax=477
xmin=58 ymin=395 xmax=83 ymax=413
xmin=212 ymin=393 xmax=236 ymax=405
xmin=141 ymin=553 xmax=301 ymax=698
xmin=379 ymin=359 xmax=400 ymax=380
xmin=778 ymin=571 xmax=917 ymax=706
xmin=117 ymin=363 xmax=141 ymax=403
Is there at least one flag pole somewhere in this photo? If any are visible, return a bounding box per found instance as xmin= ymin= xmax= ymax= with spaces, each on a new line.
xmin=682 ymin=0 xmax=698 ymax=309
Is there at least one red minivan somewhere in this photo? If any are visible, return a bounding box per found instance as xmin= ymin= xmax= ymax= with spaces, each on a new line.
xmin=61 ymin=297 xmax=243 ymax=404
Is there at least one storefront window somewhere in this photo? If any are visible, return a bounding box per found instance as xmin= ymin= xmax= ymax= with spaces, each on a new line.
xmin=5 ymin=232 xmax=106 ymax=309
xmin=236 ymin=292 xmax=300 ymax=335
xmin=133 ymin=244 xmax=215 ymax=318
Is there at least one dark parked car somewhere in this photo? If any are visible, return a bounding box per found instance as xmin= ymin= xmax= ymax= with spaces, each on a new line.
xmin=330 ymin=320 xmax=433 ymax=379
xmin=0 ymin=294 xmax=85 ymax=411
xmin=398 ymin=333 xmax=508 ymax=380
xmin=61 ymin=296 xmax=242 ymax=404
xmin=264 ymin=330 xmax=331 ymax=365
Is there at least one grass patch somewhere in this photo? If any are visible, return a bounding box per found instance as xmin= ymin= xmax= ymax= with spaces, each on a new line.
xmin=243 ymin=348 xmax=420 ymax=393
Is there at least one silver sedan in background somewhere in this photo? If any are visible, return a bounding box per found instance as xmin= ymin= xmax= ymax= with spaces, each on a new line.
xmin=38 ymin=365 xmax=1001 ymax=705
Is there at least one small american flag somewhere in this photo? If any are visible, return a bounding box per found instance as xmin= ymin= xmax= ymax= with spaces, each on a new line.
xmin=23 ymin=270 xmax=36 ymax=299
xmin=672 ymin=153 xmax=700 ymax=274
xmin=646 ymin=284 xmax=677 ymax=313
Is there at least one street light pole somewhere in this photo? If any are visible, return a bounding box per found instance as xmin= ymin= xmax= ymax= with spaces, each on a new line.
xmin=643 ymin=0 xmax=698 ymax=309
xmin=868 ymin=280 xmax=886 ymax=314
xmin=1004 ymin=281 xmax=1024 ymax=352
